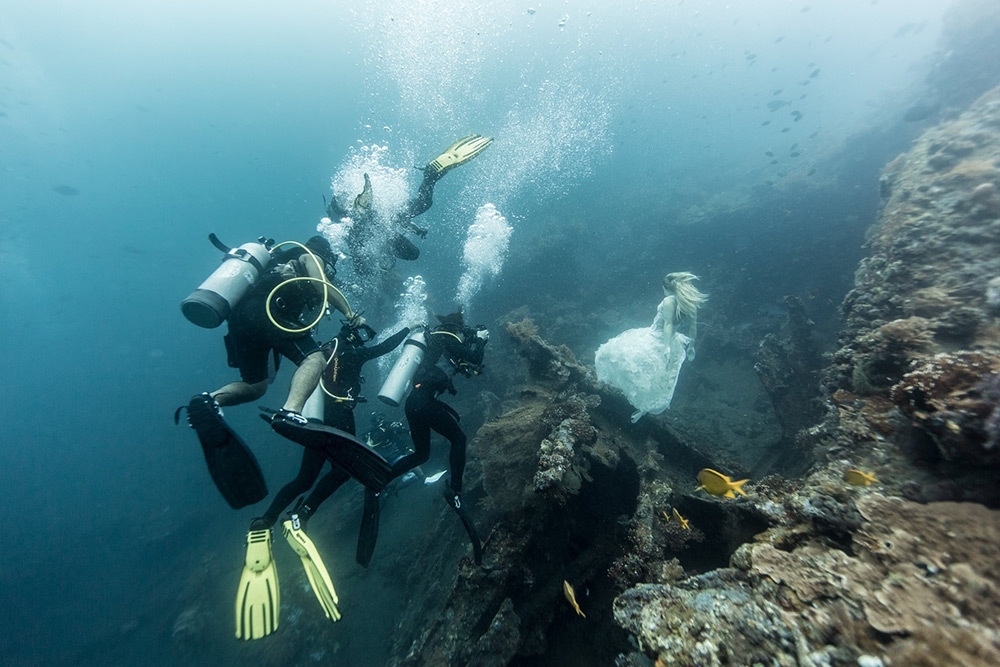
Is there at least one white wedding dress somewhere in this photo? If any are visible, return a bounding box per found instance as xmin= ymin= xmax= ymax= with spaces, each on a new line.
xmin=595 ymin=296 xmax=690 ymax=423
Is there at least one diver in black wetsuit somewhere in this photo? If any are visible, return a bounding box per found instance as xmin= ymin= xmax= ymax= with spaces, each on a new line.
xmin=250 ymin=320 xmax=417 ymax=530
xmin=181 ymin=236 xmax=359 ymax=511
xmin=391 ymin=311 xmax=488 ymax=506
xmin=324 ymin=134 xmax=493 ymax=274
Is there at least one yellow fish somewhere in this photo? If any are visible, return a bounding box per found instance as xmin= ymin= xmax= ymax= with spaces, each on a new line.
xmin=672 ymin=508 xmax=690 ymax=530
xmin=563 ymin=580 xmax=586 ymax=618
xmin=696 ymin=468 xmax=749 ymax=499
xmin=844 ymin=469 xmax=878 ymax=486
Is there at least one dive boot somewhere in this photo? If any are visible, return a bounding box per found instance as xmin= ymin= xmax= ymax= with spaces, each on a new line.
xmin=352 ymin=173 xmax=373 ymax=215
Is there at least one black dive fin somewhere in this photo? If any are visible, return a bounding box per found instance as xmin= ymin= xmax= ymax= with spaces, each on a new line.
xmin=185 ymin=394 xmax=268 ymax=509
xmin=391 ymin=234 xmax=420 ymax=261
xmin=356 ymin=487 xmax=381 ymax=567
xmin=270 ymin=416 xmax=392 ymax=493
xmin=445 ymin=492 xmax=483 ymax=566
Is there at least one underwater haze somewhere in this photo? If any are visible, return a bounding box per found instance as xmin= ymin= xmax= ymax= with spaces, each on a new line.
xmin=0 ymin=1 xmax=963 ymax=665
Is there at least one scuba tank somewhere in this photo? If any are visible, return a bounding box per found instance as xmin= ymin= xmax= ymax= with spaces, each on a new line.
xmin=301 ymin=383 xmax=325 ymax=422
xmin=181 ymin=234 xmax=273 ymax=329
xmin=377 ymin=330 xmax=427 ymax=407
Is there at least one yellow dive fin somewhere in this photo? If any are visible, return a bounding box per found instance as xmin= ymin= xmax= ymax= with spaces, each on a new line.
xmin=282 ymin=516 xmax=341 ymax=621
xmin=235 ymin=529 xmax=280 ymax=640
xmin=353 ymin=173 xmax=373 ymax=215
xmin=426 ymin=134 xmax=493 ymax=177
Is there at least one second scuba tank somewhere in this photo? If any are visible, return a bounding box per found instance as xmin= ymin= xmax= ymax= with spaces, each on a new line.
xmin=377 ymin=330 xmax=427 ymax=407
xmin=181 ymin=236 xmax=273 ymax=329
xmin=302 ymin=383 xmax=325 ymax=422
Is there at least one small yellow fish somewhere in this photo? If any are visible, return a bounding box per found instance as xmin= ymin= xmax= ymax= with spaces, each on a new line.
xmin=696 ymin=468 xmax=749 ymax=499
xmin=662 ymin=510 xmax=671 ymax=523
xmin=672 ymin=508 xmax=690 ymax=530
xmin=563 ymin=580 xmax=586 ymax=618
xmin=844 ymin=469 xmax=878 ymax=486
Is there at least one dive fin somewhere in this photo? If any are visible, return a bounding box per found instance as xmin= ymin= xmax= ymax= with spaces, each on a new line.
xmin=426 ymin=134 xmax=493 ymax=177
xmin=235 ymin=529 xmax=280 ymax=640
xmin=424 ymin=470 xmax=447 ymax=485
xmin=269 ymin=415 xmax=392 ymax=493
xmin=282 ymin=516 xmax=341 ymax=622
xmin=391 ymin=233 xmax=420 ymax=261
xmin=185 ymin=393 xmax=268 ymax=509
xmin=445 ymin=491 xmax=483 ymax=566
xmin=356 ymin=487 xmax=381 ymax=568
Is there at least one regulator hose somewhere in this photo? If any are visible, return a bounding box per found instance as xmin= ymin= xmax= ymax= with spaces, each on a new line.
xmin=265 ymin=240 xmax=354 ymax=334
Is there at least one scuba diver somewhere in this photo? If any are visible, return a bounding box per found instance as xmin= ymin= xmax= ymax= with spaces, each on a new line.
xmin=389 ymin=310 xmax=488 ymax=564
xmin=177 ymin=234 xmax=360 ymax=511
xmin=325 ymin=134 xmax=493 ymax=274
xmin=234 ymin=319 xmax=418 ymax=640
xmin=391 ymin=310 xmax=487 ymax=499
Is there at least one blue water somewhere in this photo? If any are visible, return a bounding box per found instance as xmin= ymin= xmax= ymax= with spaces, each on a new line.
xmin=0 ymin=1 xmax=960 ymax=664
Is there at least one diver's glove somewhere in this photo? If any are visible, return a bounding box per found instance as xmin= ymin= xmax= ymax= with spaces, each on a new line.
xmin=475 ymin=328 xmax=490 ymax=343
xmin=399 ymin=219 xmax=428 ymax=238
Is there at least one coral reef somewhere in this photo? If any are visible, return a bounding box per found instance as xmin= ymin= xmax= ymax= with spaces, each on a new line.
xmin=889 ymin=351 xmax=1000 ymax=470
xmin=614 ymin=571 xmax=804 ymax=667
xmin=505 ymin=316 xmax=595 ymax=389
xmin=614 ymin=493 xmax=1000 ymax=665
xmin=533 ymin=411 xmax=596 ymax=499
xmin=388 ymin=319 xmax=640 ymax=665
xmin=610 ymin=84 xmax=1000 ymax=665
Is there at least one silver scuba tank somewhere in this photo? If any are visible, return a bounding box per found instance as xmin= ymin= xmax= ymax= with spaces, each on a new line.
xmin=181 ymin=237 xmax=273 ymax=328
xmin=302 ymin=383 xmax=325 ymax=422
xmin=377 ymin=330 xmax=427 ymax=407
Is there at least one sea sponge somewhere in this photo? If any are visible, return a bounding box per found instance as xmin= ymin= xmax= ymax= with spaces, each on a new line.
xmin=940 ymin=157 xmax=1000 ymax=185
xmin=890 ymin=353 xmax=1000 ymax=466
xmin=903 ymin=286 xmax=958 ymax=318
xmin=875 ymin=317 xmax=935 ymax=357
xmin=891 ymin=351 xmax=999 ymax=414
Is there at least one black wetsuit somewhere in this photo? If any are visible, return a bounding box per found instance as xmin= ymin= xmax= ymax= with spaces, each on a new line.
xmin=392 ymin=325 xmax=486 ymax=495
xmin=325 ymin=169 xmax=439 ymax=266
xmin=225 ymin=265 xmax=323 ymax=384
xmin=257 ymin=327 xmax=410 ymax=527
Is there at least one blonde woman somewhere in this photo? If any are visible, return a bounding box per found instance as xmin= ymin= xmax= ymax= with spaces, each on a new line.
xmin=595 ymin=272 xmax=708 ymax=423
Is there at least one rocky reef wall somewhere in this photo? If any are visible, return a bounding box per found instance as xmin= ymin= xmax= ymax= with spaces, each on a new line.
xmin=609 ymin=84 xmax=1000 ymax=666
xmin=825 ymin=84 xmax=1000 ymax=504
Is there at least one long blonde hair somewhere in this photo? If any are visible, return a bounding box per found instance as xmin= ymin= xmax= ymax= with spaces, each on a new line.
xmin=664 ymin=272 xmax=707 ymax=323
